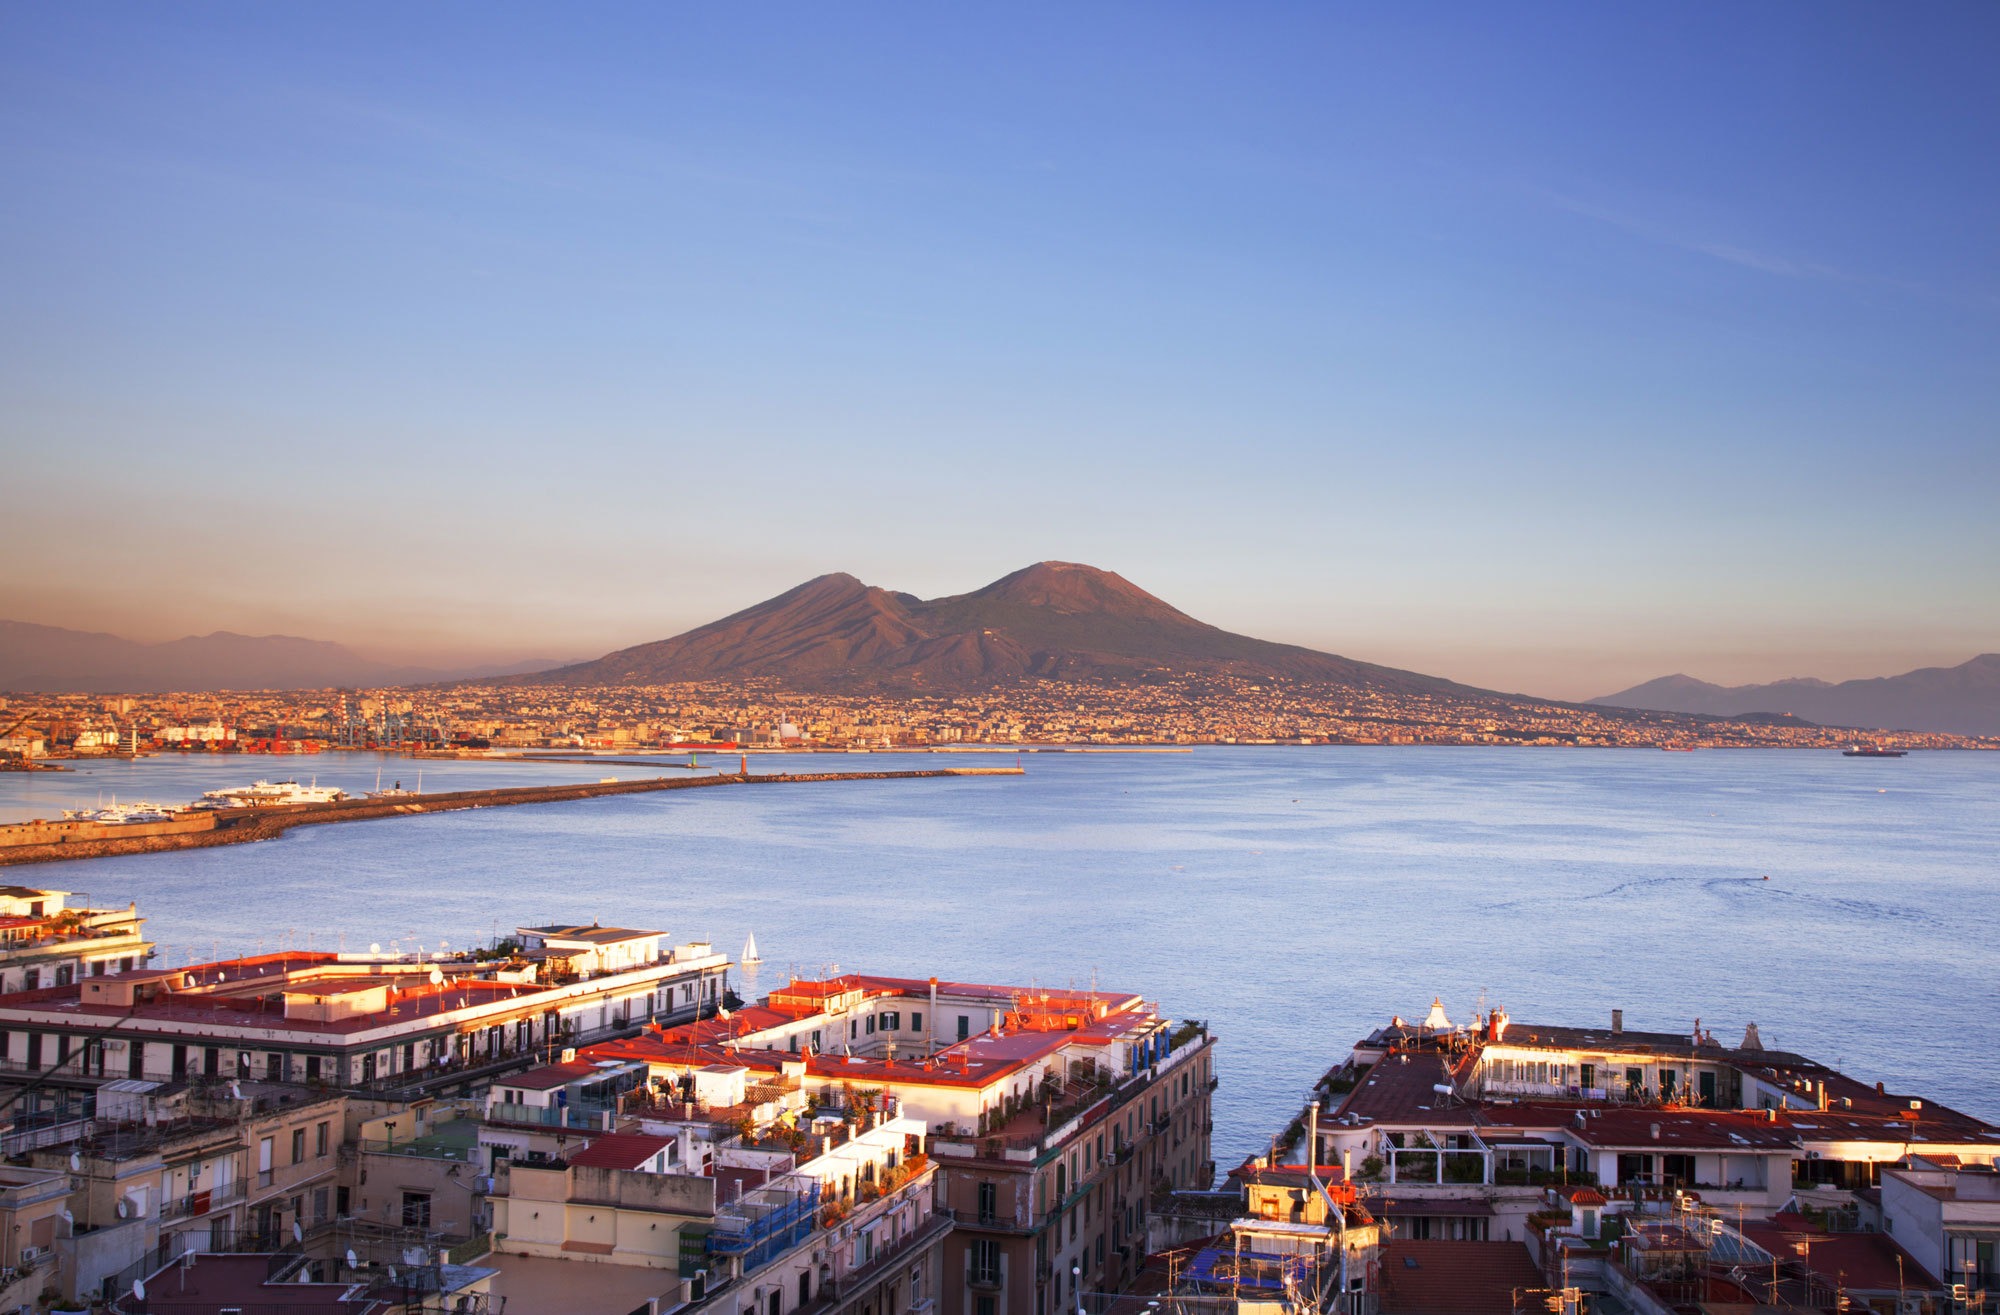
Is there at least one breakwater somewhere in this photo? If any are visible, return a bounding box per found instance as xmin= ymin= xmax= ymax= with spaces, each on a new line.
xmin=0 ymin=766 xmax=1020 ymax=868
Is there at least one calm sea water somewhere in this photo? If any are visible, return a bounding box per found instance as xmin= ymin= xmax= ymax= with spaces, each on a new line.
xmin=3 ymin=747 xmax=1996 ymax=1167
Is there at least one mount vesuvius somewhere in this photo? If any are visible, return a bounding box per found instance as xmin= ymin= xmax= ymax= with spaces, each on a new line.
xmin=526 ymin=562 xmax=1486 ymax=697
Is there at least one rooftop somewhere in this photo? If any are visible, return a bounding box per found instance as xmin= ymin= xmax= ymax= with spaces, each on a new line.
xmin=1376 ymin=1240 xmax=1544 ymax=1315
xmin=1739 ymin=1213 xmax=1940 ymax=1292
xmin=567 ymin=1132 xmax=675 ymax=1171
xmin=520 ymin=923 xmax=661 ymax=946
xmin=116 ymin=1253 xmax=389 ymax=1315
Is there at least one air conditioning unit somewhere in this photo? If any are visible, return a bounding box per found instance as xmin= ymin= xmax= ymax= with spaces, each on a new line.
xmin=20 ymin=1247 xmax=39 ymax=1262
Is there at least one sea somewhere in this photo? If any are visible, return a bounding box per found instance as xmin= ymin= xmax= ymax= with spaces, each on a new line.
xmin=3 ymin=747 xmax=1996 ymax=1168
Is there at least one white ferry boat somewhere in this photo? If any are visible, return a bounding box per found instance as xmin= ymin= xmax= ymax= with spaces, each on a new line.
xmin=61 ymin=801 xmax=181 ymax=825
xmin=195 ymin=779 xmax=349 ymax=809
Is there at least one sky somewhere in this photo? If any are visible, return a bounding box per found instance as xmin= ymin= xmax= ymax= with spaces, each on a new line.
xmin=2 ymin=4 xmax=1996 ymax=700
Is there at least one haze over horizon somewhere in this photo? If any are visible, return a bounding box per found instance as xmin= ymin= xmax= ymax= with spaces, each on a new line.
xmin=4 ymin=6 xmax=1996 ymax=701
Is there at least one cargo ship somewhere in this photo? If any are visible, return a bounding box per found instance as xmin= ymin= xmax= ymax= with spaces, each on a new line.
xmin=1841 ymin=745 xmax=1907 ymax=758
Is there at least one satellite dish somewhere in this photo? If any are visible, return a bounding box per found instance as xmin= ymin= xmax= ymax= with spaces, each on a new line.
xmin=69 ymin=1151 xmax=80 ymax=1171
xmin=429 ymin=967 xmax=444 ymax=986
xmin=370 ymin=943 xmax=382 ymax=955
xmin=58 ymin=1208 xmax=73 ymax=1225
xmin=346 ymin=1249 xmax=359 ymax=1270
xmin=116 ymin=1199 xmax=132 ymax=1218
xmin=387 ymin=1266 xmax=399 ymax=1282
xmin=132 ymin=1279 xmax=146 ymax=1301
xmin=293 ymin=1220 xmax=304 ymax=1243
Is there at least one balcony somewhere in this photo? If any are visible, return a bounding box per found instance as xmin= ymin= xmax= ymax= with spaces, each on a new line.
xmin=939 ymin=1206 xmax=1034 ymax=1237
xmin=160 ymin=1178 xmax=248 ymax=1220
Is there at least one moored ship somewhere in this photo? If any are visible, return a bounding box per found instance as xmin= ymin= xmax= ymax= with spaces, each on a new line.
xmin=194 ymin=778 xmax=350 ymax=808
xmin=1842 ymin=745 xmax=1907 ymax=758
xmin=61 ymin=800 xmax=182 ymax=824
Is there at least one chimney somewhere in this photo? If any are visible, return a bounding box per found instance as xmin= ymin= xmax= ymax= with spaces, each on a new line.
xmin=1611 ymin=1010 xmax=1623 ymax=1036
xmin=1817 ymin=1081 xmax=1828 ymax=1112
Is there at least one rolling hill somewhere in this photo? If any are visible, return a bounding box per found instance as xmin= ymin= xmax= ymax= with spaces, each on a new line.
xmin=1592 ymin=655 xmax=2000 ymax=737
xmin=0 ymin=620 xmax=560 ymax=693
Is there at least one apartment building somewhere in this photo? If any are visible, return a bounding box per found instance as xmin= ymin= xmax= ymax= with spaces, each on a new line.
xmin=1283 ymin=1003 xmax=1992 ymax=1311
xmin=1880 ymin=1158 xmax=2000 ymax=1294
xmin=0 ymin=925 xmax=729 ymax=1134
xmin=486 ymin=1115 xmax=948 ymax=1315
xmin=0 ymin=885 xmax=153 ymax=995
xmin=582 ymin=973 xmax=1218 ymax=1315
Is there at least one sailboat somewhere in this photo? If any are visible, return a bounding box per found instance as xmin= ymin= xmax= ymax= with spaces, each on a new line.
xmin=741 ymin=932 xmax=761 ymax=966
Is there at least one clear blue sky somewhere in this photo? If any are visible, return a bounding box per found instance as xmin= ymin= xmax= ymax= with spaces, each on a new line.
xmin=3 ymin=4 xmax=1995 ymax=697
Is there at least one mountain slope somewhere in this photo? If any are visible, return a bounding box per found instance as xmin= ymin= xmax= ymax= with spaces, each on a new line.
xmin=1592 ymin=655 xmax=2000 ymax=736
xmin=533 ymin=561 xmax=1484 ymax=695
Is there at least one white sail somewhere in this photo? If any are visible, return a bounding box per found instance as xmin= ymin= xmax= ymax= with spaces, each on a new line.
xmin=742 ymin=932 xmax=761 ymax=964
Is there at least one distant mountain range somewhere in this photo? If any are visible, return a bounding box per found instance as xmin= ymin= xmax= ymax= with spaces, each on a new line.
xmin=1592 ymin=655 xmax=2000 ymax=737
xmin=534 ymin=561 xmax=1501 ymax=697
xmin=0 ymin=620 xmax=560 ymax=693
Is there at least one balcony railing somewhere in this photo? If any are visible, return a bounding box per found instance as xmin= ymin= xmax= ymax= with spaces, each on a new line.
xmin=939 ymin=1207 xmax=1033 ymax=1236
xmin=485 ymin=1101 xmax=613 ymax=1131
xmin=160 ymin=1178 xmax=248 ymax=1220
xmin=362 ymin=1138 xmax=477 ymax=1162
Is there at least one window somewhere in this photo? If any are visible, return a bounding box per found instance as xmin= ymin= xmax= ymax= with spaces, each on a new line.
xmin=316 ymin=1122 xmax=328 ymax=1156
xmin=970 ymin=1238 xmax=1001 ymax=1284
xmin=977 ymin=1300 xmax=997 ymax=1315
xmin=23 ymin=969 xmax=38 ymax=990
xmin=258 ymin=1137 xmax=275 ymax=1188
xmin=401 ymin=1192 xmax=431 ymax=1229
xmin=978 ymin=1181 xmax=998 ymax=1222
xmin=957 ymin=1015 xmax=970 ymax=1041
xmin=313 ymin=1187 xmax=330 ymax=1223
xmin=882 ymin=1011 xmax=899 ymax=1031
xmin=911 ymin=1011 xmax=923 ymax=1032
xmin=867 ymin=1015 xmax=876 ymax=1035
xmin=292 ymin=1129 xmax=306 ymax=1163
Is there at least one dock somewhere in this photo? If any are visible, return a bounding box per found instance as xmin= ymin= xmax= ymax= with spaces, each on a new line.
xmin=0 ymin=765 xmax=1022 ymax=868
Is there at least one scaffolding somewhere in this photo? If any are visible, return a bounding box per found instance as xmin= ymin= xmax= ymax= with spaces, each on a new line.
xmin=708 ymin=1173 xmax=822 ymax=1274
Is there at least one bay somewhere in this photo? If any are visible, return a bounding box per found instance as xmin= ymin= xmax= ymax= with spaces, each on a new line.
xmin=2 ymin=746 xmax=1995 ymax=1169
